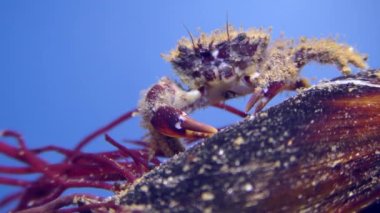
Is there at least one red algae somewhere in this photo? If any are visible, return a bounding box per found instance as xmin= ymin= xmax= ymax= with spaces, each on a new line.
xmin=0 ymin=110 xmax=160 ymax=212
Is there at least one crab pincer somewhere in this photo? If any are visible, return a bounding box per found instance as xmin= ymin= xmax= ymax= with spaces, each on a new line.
xmin=150 ymin=106 xmax=218 ymax=139
xmin=245 ymin=79 xmax=311 ymax=113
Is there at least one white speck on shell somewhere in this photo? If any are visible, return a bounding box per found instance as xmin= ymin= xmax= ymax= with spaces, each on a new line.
xmin=243 ymin=183 xmax=253 ymax=192
xmin=201 ymin=192 xmax=215 ymax=201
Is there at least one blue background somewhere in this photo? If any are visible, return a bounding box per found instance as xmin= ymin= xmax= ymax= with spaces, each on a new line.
xmin=1 ymin=0 xmax=379 ymax=211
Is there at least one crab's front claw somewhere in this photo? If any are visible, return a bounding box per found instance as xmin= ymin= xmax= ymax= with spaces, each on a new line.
xmin=150 ymin=106 xmax=218 ymax=139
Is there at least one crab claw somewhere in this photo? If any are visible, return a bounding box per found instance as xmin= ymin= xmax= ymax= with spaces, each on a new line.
xmin=245 ymin=88 xmax=263 ymax=113
xmin=150 ymin=106 xmax=218 ymax=139
xmin=246 ymin=82 xmax=287 ymax=113
xmin=246 ymin=79 xmax=311 ymax=113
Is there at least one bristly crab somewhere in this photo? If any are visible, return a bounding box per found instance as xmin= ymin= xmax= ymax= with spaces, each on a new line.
xmin=138 ymin=25 xmax=368 ymax=157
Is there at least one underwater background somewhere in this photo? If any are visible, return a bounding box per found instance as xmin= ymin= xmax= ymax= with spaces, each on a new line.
xmin=1 ymin=0 xmax=379 ymax=211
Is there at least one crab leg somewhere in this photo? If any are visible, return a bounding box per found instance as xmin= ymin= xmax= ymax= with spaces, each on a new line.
xmin=246 ymin=79 xmax=310 ymax=113
xmin=246 ymin=82 xmax=286 ymax=113
xmin=212 ymin=102 xmax=248 ymax=118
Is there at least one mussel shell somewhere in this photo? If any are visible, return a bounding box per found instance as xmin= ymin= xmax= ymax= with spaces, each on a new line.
xmin=121 ymin=70 xmax=380 ymax=212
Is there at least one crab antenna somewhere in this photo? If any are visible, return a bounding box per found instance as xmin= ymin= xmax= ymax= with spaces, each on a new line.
xmin=226 ymin=12 xmax=231 ymax=42
xmin=183 ymin=24 xmax=196 ymax=50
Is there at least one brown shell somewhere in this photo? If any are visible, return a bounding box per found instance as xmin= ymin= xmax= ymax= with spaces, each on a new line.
xmin=120 ymin=70 xmax=380 ymax=212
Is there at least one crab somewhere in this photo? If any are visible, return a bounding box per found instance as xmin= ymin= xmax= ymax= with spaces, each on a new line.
xmin=138 ymin=25 xmax=368 ymax=157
